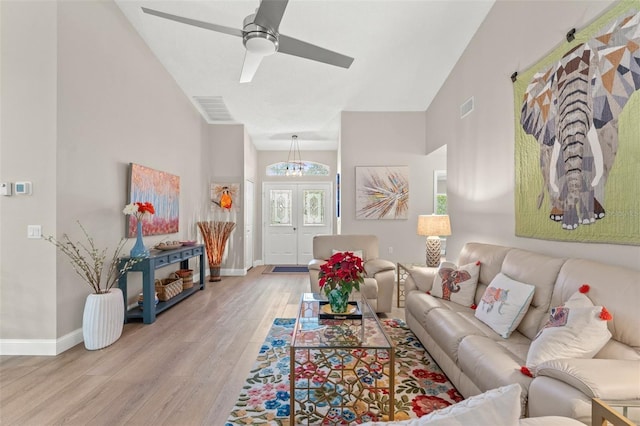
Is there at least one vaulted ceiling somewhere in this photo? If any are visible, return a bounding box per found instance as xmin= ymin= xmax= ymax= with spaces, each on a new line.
xmin=116 ymin=0 xmax=494 ymax=150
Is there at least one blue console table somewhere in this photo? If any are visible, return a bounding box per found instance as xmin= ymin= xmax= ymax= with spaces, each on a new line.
xmin=118 ymin=244 xmax=205 ymax=324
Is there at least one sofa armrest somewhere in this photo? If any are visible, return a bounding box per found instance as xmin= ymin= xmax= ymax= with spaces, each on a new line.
xmin=308 ymin=258 xmax=324 ymax=271
xmin=364 ymin=258 xmax=395 ymax=277
xmin=536 ymin=358 xmax=640 ymax=400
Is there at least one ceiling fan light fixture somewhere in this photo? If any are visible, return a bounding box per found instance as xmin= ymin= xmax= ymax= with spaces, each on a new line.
xmin=244 ymin=32 xmax=278 ymax=56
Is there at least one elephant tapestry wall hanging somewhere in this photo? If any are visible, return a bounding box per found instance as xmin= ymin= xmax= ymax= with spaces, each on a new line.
xmin=514 ymin=2 xmax=640 ymax=245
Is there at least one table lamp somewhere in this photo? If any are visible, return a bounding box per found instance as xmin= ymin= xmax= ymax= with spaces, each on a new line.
xmin=417 ymin=215 xmax=451 ymax=267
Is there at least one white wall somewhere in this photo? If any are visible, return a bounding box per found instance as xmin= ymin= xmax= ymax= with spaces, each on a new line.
xmin=204 ymin=124 xmax=247 ymax=274
xmin=1 ymin=1 xmax=59 ymax=344
xmin=426 ymin=0 xmax=640 ymax=269
xmin=340 ymin=112 xmax=446 ymax=263
xmin=1 ymin=0 xmax=208 ymax=354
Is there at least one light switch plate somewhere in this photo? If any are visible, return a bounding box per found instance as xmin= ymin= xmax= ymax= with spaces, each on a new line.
xmin=27 ymin=225 xmax=42 ymax=239
xmin=0 ymin=182 xmax=12 ymax=196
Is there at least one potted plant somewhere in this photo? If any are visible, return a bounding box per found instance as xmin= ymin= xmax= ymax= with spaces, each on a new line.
xmin=44 ymin=219 xmax=143 ymax=350
xmin=318 ymin=251 xmax=365 ymax=313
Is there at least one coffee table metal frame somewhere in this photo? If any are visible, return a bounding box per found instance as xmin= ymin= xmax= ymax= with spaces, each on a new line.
xmin=290 ymin=293 xmax=395 ymax=424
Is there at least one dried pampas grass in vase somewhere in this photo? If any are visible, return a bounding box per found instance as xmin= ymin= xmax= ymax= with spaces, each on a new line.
xmin=197 ymin=221 xmax=236 ymax=282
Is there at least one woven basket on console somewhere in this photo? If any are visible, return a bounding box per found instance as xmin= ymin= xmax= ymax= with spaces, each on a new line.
xmin=155 ymin=277 xmax=183 ymax=301
xmin=173 ymin=269 xmax=193 ymax=290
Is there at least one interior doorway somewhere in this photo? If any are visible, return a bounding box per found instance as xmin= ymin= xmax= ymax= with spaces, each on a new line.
xmin=263 ymin=182 xmax=332 ymax=265
xmin=244 ymin=179 xmax=254 ymax=270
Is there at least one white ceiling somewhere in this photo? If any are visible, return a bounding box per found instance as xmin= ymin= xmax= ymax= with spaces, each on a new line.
xmin=116 ymin=0 xmax=494 ymax=151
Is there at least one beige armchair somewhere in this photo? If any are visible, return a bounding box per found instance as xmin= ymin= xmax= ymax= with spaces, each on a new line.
xmin=308 ymin=234 xmax=396 ymax=313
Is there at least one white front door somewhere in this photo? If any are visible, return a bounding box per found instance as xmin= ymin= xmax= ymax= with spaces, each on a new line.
xmin=263 ymin=182 xmax=332 ymax=265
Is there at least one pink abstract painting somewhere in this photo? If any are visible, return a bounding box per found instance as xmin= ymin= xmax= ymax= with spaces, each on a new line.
xmin=127 ymin=163 xmax=180 ymax=236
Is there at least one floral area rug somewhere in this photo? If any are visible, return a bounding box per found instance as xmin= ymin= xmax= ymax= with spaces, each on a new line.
xmin=226 ymin=318 xmax=463 ymax=425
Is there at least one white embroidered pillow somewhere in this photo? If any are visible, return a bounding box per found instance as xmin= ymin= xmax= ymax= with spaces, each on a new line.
xmin=525 ymin=291 xmax=612 ymax=375
xmin=475 ymin=273 xmax=535 ymax=338
xmin=430 ymin=261 xmax=480 ymax=307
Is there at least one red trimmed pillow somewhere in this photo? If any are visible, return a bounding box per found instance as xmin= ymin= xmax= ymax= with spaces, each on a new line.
xmin=523 ymin=287 xmax=612 ymax=376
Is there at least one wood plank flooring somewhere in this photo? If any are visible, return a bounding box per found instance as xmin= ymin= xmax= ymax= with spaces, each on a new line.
xmin=0 ymin=266 xmax=405 ymax=425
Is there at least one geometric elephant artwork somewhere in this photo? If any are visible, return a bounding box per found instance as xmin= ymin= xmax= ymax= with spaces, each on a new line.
xmin=515 ymin=4 xmax=640 ymax=245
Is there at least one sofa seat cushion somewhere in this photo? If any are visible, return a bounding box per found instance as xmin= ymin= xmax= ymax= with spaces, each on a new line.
xmin=423 ymin=308 xmax=485 ymax=363
xmin=458 ymin=335 xmax=532 ymax=397
xmin=406 ymin=291 xmax=446 ymax=322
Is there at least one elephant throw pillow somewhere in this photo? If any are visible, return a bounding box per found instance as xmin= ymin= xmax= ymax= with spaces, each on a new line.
xmin=430 ymin=261 xmax=480 ymax=307
xmin=475 ymin=273 xmax=535 ymax=338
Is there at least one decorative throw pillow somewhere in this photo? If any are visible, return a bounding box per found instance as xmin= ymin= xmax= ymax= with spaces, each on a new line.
xmin=523 ymin=286 xmax=612 ymax=376
xmin=359 ymin=383 xmax=522 ymax=426
xmin=430 ymin=261 xmax=480 ymax=307
xmin=474 ymin=272 xmax=535 ymax=338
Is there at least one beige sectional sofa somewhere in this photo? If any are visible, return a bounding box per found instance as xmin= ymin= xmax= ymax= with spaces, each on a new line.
xmin=404 ymin=242 xmax=640 ymax=424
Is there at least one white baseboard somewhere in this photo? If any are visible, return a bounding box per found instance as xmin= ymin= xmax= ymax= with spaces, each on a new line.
xmin=0 ymin=328 xmax=83 ymax=356
xmin=220 ymin=268 xmax=247 ymax=276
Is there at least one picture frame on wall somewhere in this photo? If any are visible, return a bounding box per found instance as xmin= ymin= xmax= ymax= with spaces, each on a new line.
xmin=127 ymin=163 xmax=180 ymax=237
xmin=355 ymin=166 xmax=409 ymax=220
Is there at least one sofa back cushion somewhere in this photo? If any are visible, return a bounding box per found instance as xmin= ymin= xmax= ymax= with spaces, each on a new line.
xmin=312 ymin=234 xmax=379 ymax=262
xmin=552 ymin=259 xmax=640 ymax=360
xmin=501 ymin=248 xmax=565 ymax=340
xmin=458 ymin=242 xmax=510 ymax=289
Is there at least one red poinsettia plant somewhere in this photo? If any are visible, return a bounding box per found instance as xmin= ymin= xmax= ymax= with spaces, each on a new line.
xmin=318 ymin=251 xmax=365 ymax=296
xmin=123 ymin=201 xmax=155 ymax=221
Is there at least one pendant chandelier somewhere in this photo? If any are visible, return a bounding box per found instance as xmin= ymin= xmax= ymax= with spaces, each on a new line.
xmin=285 ymin=134 xmax=303 ymax=176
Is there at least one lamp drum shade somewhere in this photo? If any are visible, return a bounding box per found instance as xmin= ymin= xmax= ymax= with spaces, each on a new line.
xmin=417 ymin=215 xmax=451 ymax=237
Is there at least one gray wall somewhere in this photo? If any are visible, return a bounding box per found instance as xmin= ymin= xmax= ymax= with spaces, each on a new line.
xmin=425 ymin=0 xmax=639 ymax=269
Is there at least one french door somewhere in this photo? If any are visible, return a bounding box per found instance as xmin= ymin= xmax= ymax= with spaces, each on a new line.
xmin=263 ymin=182 xmax=332 ymax=265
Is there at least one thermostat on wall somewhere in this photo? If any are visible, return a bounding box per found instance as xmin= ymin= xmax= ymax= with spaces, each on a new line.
xmin=15 ymin=181 xmax=32 ymax=195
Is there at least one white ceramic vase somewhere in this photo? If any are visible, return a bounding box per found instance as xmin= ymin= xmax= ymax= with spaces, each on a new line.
xmin=82 ymin=288 xmax=124 ymax=350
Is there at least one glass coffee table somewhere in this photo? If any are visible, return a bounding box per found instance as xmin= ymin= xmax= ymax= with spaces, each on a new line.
xmin=290 ymin=293 xmax=395 ymax=424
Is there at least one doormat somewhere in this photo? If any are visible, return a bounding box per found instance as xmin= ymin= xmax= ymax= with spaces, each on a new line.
xmin=263 ymin=265 xmax=309 ymax=274
xmin=226 ymin=318 xmax=463 ymax=425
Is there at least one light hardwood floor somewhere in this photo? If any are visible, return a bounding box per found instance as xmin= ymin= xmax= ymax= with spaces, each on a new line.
xmin=0 ymin=266 xmax=405 ymax=425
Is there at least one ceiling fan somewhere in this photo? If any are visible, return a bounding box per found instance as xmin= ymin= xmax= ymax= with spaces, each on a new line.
xmin=141 ymin=0 xmax=354 ymax=83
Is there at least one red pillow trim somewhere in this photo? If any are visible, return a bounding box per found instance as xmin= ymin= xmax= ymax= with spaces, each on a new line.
xmin=579 ymin=284 xmax=590 ymax=293
xmin=600 ymin=307 xmax=613 ymax=321
xmin=520 ymin=366 xmax=533 ymax=377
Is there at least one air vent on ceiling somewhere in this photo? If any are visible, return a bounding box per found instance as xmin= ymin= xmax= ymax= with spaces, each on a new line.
xmin=193 ymin=96 xmax=235 ymax=123
xmin=460 ymin=97 xmax=474 ymax=119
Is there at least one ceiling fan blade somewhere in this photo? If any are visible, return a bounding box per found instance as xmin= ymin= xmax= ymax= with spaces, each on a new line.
xmin=253 ymin=0 xmax=289 ymax=34
xmin=141 ymin=7 xmax=243 ymax=38
xmin=240 ymin=51 xmax=265 ymax=83
xmin=278 ymin=35 xmax=354 ymax=69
